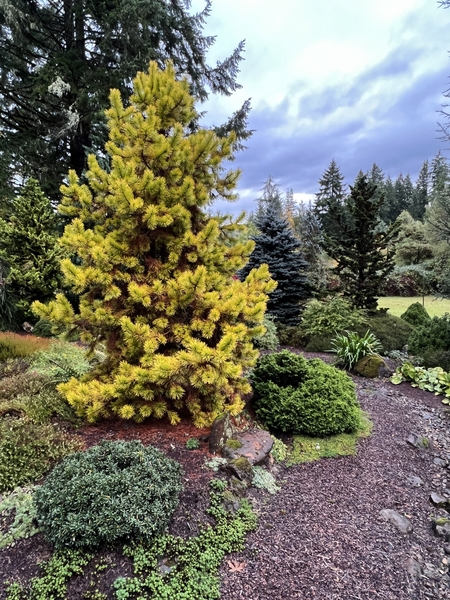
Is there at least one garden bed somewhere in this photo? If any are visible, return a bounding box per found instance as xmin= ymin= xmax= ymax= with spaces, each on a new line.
xmin=1 ymin=352 xmax=450 ymax=599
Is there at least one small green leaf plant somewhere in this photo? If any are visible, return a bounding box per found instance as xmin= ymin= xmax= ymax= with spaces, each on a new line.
xmin=391 ymin=362 xmax=450 ymax=402
xmin=185 ymin=438 xmax=200 ymax=450
xmin=0 ymin=486 xmax=41 ymax=548
xmin=330 ymin=330 xmax=382 ymax=371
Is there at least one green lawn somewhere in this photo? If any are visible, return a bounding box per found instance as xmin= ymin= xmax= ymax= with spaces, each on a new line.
xmin=377 ymin=296 xmax=450 ymax=318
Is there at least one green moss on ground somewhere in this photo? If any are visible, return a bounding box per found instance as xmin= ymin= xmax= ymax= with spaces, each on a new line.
xmin=288 ymin=411 xmax=372 ymax=465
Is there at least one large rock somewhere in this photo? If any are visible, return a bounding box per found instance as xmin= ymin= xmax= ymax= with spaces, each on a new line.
xmin=209 ymin=412 xmax=235 ymax=454
xmin=379 ymin=509 xmax=413 ymax=534
xmin=221 ymin=429 xmax=274 ymax=465
xmin=355 ymin=354 xmax=390 ymax=378
xmin=429 ymin=492 xmax=450 ymax=509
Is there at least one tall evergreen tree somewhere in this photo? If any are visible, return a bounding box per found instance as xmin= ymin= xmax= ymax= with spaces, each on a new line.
xmin=294 ymin=200 xmax=329 ymax=293
xmin=430 ymin=152 xmax=450 ymax=196
xmin=315 ymin=159 xmax=346 ymax=238
xmin=322 ymin=174 xmax=397 ymax=311
xmin=283 ymin=187 xmax=297 ymax=230
xmin=0 ymin=0 xmax=251 ymax=202
xmin=0 ymin=179 xmax=64 ymax=325
xmin=379 ymin=175 xmax=396 ymax=223
xmin=410 ymin=160 xmax=430 ymax=221
xmin=239 ymin=206 xmax=309 ymax=326
xmin=248 ymin=176 xmax=284 ymax=230
xmin=32 ymin=62 xmax=275 ymax=427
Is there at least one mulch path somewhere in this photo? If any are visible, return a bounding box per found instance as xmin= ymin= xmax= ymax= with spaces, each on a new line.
xmin=2 ymin=351 xmax=450 ymax=599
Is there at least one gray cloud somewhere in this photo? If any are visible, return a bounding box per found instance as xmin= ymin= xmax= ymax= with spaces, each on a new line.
xmin=213 ymin=58 xmax=449 ymax=216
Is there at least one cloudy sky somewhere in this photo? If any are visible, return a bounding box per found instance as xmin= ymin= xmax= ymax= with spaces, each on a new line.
xmin=190 ymin=0 xmax=450 ymax=215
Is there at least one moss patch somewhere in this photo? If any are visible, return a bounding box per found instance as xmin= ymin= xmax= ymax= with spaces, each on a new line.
xmin=288 ymin=411 xmax=372 ymax=465
xmin=225 ymin=438 xmax=243 ymax=450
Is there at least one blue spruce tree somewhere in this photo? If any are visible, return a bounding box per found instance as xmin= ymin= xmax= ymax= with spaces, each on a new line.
xmin=240 ymin=206 xmax=309 ymax=326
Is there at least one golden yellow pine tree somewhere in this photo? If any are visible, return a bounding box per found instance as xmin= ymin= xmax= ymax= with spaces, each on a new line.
xmin=33 ymin=62 xmax=276 ymax=427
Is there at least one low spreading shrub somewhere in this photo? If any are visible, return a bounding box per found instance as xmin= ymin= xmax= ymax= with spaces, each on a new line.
xmin=30 ymin=341 xmax=91 ymax=384
xmin=0 ymin=381 xmax=78 ymax=424
xmin=34 ymin=440 xmax=183 ymax=550
xmin=0 ymin=418 xmax=82 ymax=493
xmin=408 ymin=314 xmax=450 ymax=370
xmin=0 ymin=333 xmax=50 ymax=362
xmin=253 ymin=315 xmax=279 ymax=351
xmin=304 ymin=332 xmax=334 ymax=352
xmin=379 ymin=265 xmax=435 ymax=297
xmin=400 ymin=302 xmax=431 ymax=328
xmin=330 ymin=330 xmax=382 ymax=371
xmin=251 ymin=350 xmax=360 ymax=436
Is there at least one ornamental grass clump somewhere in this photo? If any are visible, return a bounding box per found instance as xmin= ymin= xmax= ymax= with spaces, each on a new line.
xmin=251 ymin=350 xmax=360 ymax=436
xmin=32 ymin=61 xmax=275 ymax=428
xmin=33 ymin=440 xmax=183 ymax=550
xmin=330 ymin=330 xmax=382 ymax=371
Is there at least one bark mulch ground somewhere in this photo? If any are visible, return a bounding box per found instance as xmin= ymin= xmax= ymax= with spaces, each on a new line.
xmin=2 ymin=352 xmax=450 ymax=599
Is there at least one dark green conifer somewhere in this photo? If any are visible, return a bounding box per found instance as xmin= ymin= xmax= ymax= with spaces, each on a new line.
xmin=0 ymin=179 xmax=63 ymax=325
xmin=323 ymin=175 xmax=397 ymax=311
xmin=314 ymin=159 xmax=347 ymax=238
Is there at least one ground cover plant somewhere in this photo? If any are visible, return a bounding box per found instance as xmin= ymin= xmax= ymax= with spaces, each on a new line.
xmin=4 ymin=480 xmax=257 ymax=600
xmin=391 ymin=362 xmax=450 ymax=401
xmin=250 ymin=350 xmax=361 ymax=436
xmin=32 ymin=62 xmax=275 ymax=428
xmin=377 ymin=296 xmax=450 ymax=318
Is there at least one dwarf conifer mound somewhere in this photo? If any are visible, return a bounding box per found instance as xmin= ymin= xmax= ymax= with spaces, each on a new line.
xmin=251 ymin=351 xmax=360 ymax=436
xmin=400 ymin=302 xmax=431 ymax=329
xmin=32 ymin=62 xmax=275 ymax=427
xmin=34 ymin=440 xmax=183 ymax=550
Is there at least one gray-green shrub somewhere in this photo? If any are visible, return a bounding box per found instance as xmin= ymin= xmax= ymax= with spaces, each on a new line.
xmin=253 ymin=315 xmax=279 ymax=351
xmin=34 ymin=440 xmax=183 ymax=550
xmin=251 ymin=350 xmax=360 ymax=436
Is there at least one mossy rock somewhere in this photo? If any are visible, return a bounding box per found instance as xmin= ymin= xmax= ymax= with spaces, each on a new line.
xmin=354 ymin=354 xmax=389 ymax=378
xmin=225 ymin=457 xmax=254 ymax=483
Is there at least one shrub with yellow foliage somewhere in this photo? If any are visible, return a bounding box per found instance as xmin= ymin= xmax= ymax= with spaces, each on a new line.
xmin=33 ymin=62 xmax=275 ymax=427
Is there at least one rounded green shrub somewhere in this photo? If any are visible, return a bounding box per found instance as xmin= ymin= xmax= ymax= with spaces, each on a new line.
xmin=400 ymin=302 xmax=431 ymax=328
xmin=251 ymin=350 xmax=360 ymax=436
xmin=408 ymin=314 xmax=450 ymax=370
xmin=34 ymin=440 xmax=183 ymax=550
xmin=356 ymin=312 xmax=413 ymax=353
